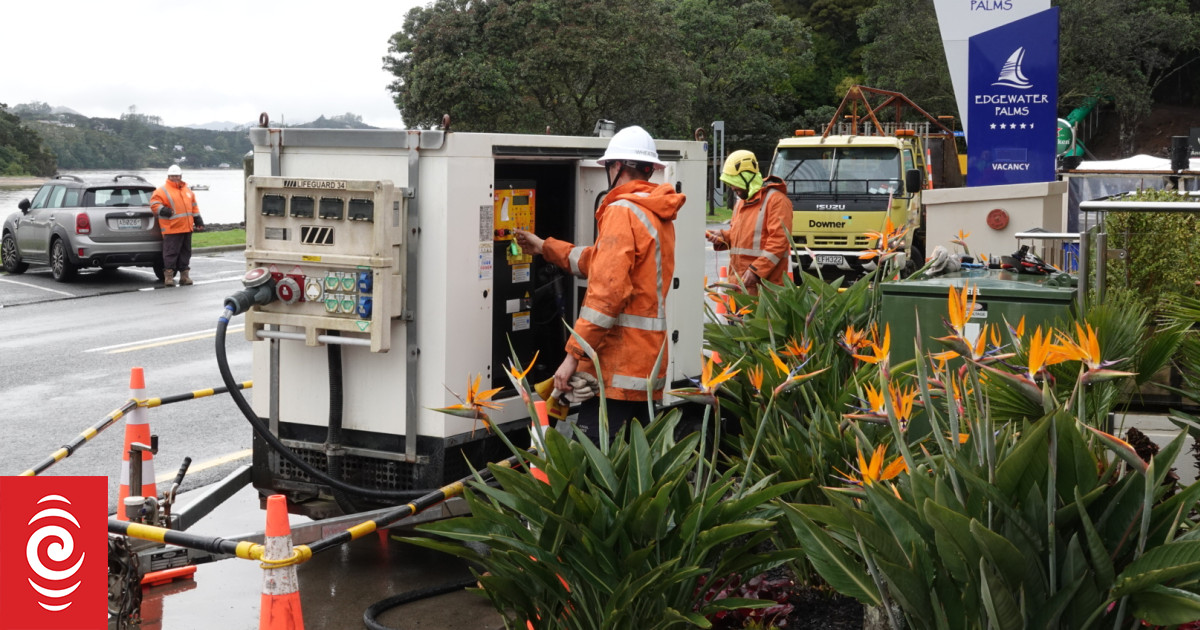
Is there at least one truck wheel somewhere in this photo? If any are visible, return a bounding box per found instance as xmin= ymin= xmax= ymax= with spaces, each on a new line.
xmin=2 ymin=232 xmax=28 ymax=274
xmin=901 ymin=245 xmax=924 ymax=279
xmin=51 ymin=239 xmax=78 ymax=282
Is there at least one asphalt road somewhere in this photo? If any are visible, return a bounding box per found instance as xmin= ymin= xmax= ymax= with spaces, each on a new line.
xmin=0 ymin=249 xmax=254 ymax=513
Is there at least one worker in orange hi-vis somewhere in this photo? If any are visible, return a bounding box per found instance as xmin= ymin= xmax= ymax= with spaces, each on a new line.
xmin=705 ymin=150 xmax=793 ymax=295
xmin=514 ymin=126 xmax=685 ymax=442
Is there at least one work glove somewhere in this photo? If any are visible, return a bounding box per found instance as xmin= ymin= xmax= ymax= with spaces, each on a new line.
xmin=927 ymin=245 xmax=961 ymax=276
xmin=157 ymin=206 xmax=173 ymax=218
xmin=562 ymin=373 xmax=600 ymax=404
xmin=193 ymin=214 xmax=204 ymax=230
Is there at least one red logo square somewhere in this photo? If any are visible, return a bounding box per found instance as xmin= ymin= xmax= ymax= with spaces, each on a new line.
xmin=0 ymin=476 xmax=108 ymax=630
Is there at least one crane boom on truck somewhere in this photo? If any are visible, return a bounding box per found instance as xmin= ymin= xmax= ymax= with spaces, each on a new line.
xmin=770 ymin=86 xmax=964 ymax=281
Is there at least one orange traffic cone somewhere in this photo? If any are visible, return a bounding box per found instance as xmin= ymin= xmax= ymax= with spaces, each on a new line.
xmin=530 ymin=402 xmax=550 ymax=484
xmin=259 ymin=495 xmax=304 ymax=630
xmin=117 ymin=367 xmax=156 ymax=521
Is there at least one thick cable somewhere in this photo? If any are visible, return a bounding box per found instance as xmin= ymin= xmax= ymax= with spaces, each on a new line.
xmin=214 ymin=306 xmax=427 ymax=501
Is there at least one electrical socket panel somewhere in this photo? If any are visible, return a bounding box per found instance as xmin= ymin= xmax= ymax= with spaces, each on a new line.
xmin=243 ymin=176 xmax=405 ymax=352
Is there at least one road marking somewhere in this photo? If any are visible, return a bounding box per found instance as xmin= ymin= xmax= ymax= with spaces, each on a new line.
xmin=155 ymin=448 xmax=252 ymax=484
xmin=85 ymin=324 xmax=246 ymax=354
xmin=0 ymin=276 xmax=75 ymax=297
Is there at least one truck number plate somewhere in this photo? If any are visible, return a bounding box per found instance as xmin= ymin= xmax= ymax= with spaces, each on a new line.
xmin=114 ymin=218 xmax=141 ymax=230
xmin=815 ymin=254 xmax=843 ymax=266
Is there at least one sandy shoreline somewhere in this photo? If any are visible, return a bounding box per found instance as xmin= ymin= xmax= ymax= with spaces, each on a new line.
xmin=0 ymin=176 xmax=46 ymax=188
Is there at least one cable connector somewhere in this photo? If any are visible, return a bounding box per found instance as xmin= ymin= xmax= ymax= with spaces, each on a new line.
xmin=224 ymin=267 xmax=277 ymax=316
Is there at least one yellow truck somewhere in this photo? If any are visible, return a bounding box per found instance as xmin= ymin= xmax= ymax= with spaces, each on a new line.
xmin=769 ymin=86 xmax=963 ymax=281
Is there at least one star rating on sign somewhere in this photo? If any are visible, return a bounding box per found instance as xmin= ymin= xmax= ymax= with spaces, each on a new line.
xmin=989 ymin=122 xmax=1037 ymax=131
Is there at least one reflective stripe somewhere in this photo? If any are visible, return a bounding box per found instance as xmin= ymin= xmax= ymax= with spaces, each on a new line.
xmin=580 ymin=306 xmax=617 ymax=329
xmin=612 ymin=374 xmax=660 ymax=391
xmin=568 ymin=246 xmax=586 ymax=278
xmin=581 ymin=306 xmax=666 ymax=332
xmin=618 ymin=313 xmax=666 ymax=331
xmin=608 ymin=200 xmax=664 ymax=317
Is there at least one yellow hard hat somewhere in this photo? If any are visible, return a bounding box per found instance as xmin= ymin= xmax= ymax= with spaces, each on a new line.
xmin=722 ymin=150 xmax=759 ymax=178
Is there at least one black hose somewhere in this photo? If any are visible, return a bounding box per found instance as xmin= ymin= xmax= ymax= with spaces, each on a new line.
xmin=214 ymin=307 xmax=427 ymax=502
xmin=325 ymin=331 xmax=362 ymax=514
xmin=362 ymin=576 xmax=481 ymax=630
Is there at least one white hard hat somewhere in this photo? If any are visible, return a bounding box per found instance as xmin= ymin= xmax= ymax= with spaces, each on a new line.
xmin=598 ymin=125 xmax=665 ymax=169
xmin=167 ymin=164 xmax=182 ymax=176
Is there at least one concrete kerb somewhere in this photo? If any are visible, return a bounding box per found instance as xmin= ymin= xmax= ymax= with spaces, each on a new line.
xmin=195 ymin=245 xmax=247 ymax=254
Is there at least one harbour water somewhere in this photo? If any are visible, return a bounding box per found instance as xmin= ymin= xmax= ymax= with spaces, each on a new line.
xmin=0 ymin=168 xmax=247 ymax=226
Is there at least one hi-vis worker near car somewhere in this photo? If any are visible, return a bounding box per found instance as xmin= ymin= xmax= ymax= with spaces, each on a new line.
xmin=772 ymin=86 xmax=964 ymax=282
xmin=706 ymin=149 xmax=794 ymax=294
xmin=150 ymin=164 xmax=205 ymax=287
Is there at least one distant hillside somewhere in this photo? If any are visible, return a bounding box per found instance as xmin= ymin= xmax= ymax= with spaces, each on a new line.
xmin=186 ymin=121 xmax=246 ymax=132
xmin=8 ymin=103 xmax=378 ymax=171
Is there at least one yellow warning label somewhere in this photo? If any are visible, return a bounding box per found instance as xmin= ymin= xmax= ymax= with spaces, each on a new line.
xmin=302 ymin=255 xmax=322 ymax=262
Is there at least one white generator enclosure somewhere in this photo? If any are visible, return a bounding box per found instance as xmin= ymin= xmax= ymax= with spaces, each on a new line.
xmin=243 ymin=127 xmax=706 ymax=515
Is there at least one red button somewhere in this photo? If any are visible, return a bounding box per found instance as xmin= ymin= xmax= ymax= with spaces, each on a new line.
xmin=987 ymin=208 xmax=1009 ymax=230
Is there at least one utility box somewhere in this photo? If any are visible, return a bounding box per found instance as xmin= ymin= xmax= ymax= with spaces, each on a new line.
xmin=243 ymin=127 xmax=707 ymax=517
xmin=881 ymin=269 xmax=1077 ymax=364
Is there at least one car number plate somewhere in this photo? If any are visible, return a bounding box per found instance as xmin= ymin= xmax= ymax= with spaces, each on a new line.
xmin=115 ymin=218 xmax=141 ymax=230
xmin=815 ymin=254 xmax=843 ymax=266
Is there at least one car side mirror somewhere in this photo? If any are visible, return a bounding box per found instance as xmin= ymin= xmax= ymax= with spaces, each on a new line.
xmin=904 ymin=169 xmax=923 ymax=194
xmin=18 ymin=199 xmax=31 ymax=213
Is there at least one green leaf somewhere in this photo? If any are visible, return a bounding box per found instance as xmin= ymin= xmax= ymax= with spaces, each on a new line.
xmin=1129 ymin=585 xmax=1200 ymax=625
xmin=1112 ymin=540 xmax=1200 ymax=596
xmin=780 ymin=503 xmax=882 ymax=606
xmin=969 ymin=520 xmax=1027 ymax=587
xmin=1073 ymin=486 xmax=1116 ymax=588
xmin=980 ymin=557 xmax=1024 ymax=630
xmin=994 ymin=416 xmax=1053 ymax=498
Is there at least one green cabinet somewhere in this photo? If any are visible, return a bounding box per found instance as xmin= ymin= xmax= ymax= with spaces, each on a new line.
xmin=881 ymin=269 xmax=1077 ymax=364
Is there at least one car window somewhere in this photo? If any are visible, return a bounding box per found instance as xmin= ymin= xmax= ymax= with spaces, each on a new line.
xmin=87 ymin=188 xmax=152 ymax=207
xmin=29 ymin=185 xmax=53 ymax=210
xmin=46 ymin=186 xmax=68 ymax=209
xmin=64 ymin=189 xmax=81 ymax=207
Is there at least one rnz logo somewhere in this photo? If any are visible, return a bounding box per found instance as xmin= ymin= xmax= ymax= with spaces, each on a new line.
xmin=0 ymin=476 xmax=106 ymax=630
xmin=27 ymin=495 xmax=87 ymax=611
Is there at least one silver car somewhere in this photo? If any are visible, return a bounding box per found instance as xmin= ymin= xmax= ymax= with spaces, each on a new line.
xmin=1 ymin=174 xmax=164 ymax=282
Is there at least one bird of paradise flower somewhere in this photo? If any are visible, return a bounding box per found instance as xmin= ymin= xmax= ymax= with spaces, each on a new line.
xmin=834 ymin=443 xmax=908 ymax=488
xmin=431 ymin=373 xmax=503 ymax=437
xmin=859 ymin=215 xmax=908 ymax=264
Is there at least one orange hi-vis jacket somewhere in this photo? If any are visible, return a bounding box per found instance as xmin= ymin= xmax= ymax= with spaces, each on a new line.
xmin=711 ymin=176 xmax=793 ymax=292
xmin=542 ymin=180 xmax=685 ymax=402
xmin=150 ymin=180 xmax=201 ymax=235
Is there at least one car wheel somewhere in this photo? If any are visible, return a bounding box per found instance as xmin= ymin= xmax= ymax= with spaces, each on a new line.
xmin=1 ymin=232 xmax=29 ymax=274
xmin=51 ymin=239 xmax=77 ymax=282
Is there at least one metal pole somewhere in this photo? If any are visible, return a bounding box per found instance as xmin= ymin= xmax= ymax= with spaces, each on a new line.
xmin=1095 ymin=229 xmax=1107 ymax=306
xmin=1077 ymin=227 xmax=1090 ymax=314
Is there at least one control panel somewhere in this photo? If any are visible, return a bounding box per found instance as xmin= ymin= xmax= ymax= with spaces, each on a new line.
xmin=243 ymin=176 xmax=405 ymax=352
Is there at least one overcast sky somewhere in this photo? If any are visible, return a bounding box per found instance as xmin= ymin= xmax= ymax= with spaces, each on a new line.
xmin=3 ymin=0 xmax=428 ymax=129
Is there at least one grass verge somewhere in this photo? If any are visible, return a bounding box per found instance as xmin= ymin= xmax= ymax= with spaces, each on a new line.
xmin=193 ymin=229 xmax=245 ymax=248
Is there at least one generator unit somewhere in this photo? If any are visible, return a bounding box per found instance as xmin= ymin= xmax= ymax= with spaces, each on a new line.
xmin=240 ymin=127 xmax=707 ymax=517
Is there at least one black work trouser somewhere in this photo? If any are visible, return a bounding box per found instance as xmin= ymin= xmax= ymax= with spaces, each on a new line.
xmin=162 ymin=232 xmax=193 ymax=272
xmin=574 ymin=398 xmax=656 ymax=443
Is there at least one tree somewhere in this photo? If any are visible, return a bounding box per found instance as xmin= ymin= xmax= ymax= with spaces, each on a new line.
xmin=385 ymin=0 xmax=692 ymax=136
xmin=0 ymin=103 xmax=56 ymax=176
xmin=669 ymin=0 xmax=812 ymax=150
xmin=383 ymin=0 xmax=813 ymax=141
